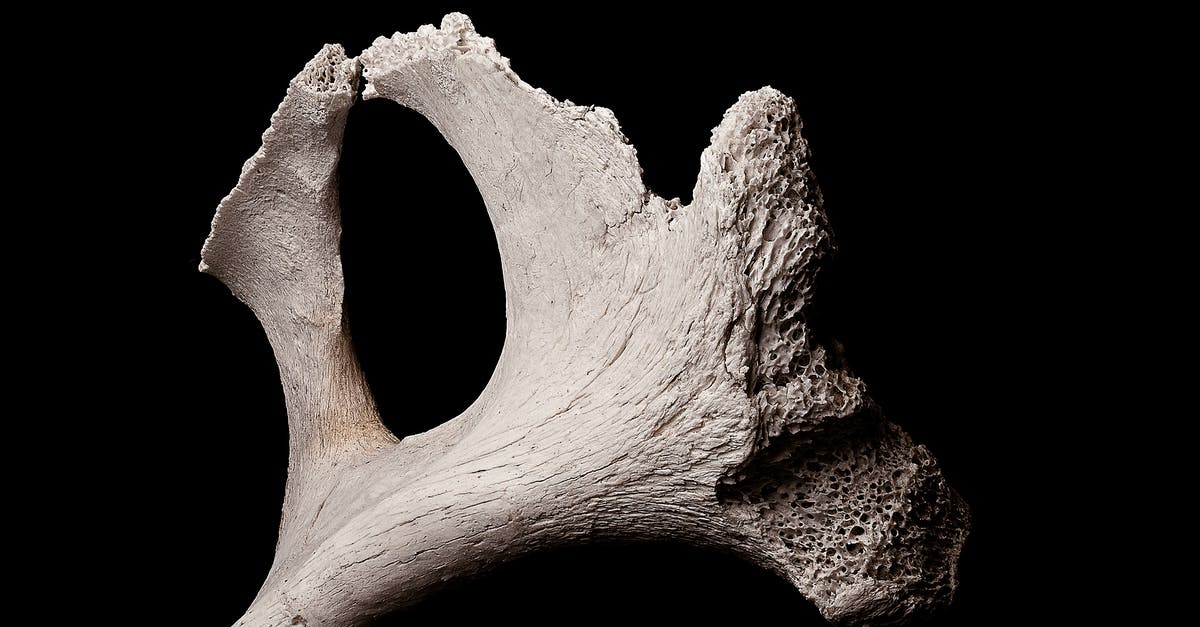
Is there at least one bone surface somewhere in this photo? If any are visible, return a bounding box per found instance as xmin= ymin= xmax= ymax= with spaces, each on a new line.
xmin=201 ymin=13 xmax=969 ymax=626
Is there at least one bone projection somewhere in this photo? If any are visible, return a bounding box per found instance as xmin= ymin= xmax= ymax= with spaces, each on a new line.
xmin=201 ymin=14 xmax=968 ymax=626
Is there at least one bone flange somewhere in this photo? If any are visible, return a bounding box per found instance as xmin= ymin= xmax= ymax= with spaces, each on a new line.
xmin=201 ymin=14 xmax=969 ymax=627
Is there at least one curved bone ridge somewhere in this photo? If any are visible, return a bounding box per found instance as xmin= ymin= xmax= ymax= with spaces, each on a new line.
xmin=202 ymin=13 xmax=968 ymax=627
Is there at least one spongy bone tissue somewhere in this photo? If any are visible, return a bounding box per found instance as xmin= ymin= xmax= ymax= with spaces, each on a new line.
xmin=201 ymin=13 xmax=968 ymax=627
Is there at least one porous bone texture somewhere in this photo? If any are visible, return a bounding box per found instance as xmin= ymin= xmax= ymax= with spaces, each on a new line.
xmin=201 ymin=14 xmax=968 ymax=627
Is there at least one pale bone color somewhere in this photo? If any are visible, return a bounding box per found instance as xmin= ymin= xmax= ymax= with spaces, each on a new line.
xmin=201 ymin=13 xmax=969 ymax=626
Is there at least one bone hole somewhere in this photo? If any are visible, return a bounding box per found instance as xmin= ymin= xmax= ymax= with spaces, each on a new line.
xmin=339 ymin=99 xmax=504 ymax=438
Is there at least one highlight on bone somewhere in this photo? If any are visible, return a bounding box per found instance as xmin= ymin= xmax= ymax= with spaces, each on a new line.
xmin=201 ymin=14 xmax=969 ymax=626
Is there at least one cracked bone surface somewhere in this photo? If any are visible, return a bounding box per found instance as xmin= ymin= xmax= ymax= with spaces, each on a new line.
xmin=201 ymin=13 xmax=969 ymax=627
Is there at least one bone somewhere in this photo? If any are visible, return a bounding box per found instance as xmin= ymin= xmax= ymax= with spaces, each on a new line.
xmin=203 ymin=14 xmax=968 ymax=626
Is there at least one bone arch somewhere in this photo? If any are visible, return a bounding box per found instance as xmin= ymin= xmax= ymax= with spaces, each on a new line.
xmin=200 ymin=13 xmax=969 ymax=626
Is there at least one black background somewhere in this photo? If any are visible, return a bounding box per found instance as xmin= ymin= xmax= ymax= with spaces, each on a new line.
xmin=105 ymin=4 xmax=1098 ymax=625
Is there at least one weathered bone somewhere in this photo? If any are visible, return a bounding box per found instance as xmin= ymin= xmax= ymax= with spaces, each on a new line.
xmin=201 ymin=14 xmax=968 ymax=626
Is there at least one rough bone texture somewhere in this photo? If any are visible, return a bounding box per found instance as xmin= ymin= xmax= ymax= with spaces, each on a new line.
xmin=201 ymin=13 xmax=969 ymax=627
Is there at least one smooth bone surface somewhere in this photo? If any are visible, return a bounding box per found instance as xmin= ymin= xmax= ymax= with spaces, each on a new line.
xmin=201 ymin=14 xmax=969 ymax=626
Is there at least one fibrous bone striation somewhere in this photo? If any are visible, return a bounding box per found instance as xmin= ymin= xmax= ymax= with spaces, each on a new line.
xmin=201 ymin=13 xmax=968 ymax=627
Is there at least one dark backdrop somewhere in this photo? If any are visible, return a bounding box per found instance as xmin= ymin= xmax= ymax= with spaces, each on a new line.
xmin=124 ymin=5 xmax=1076 ymax=625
